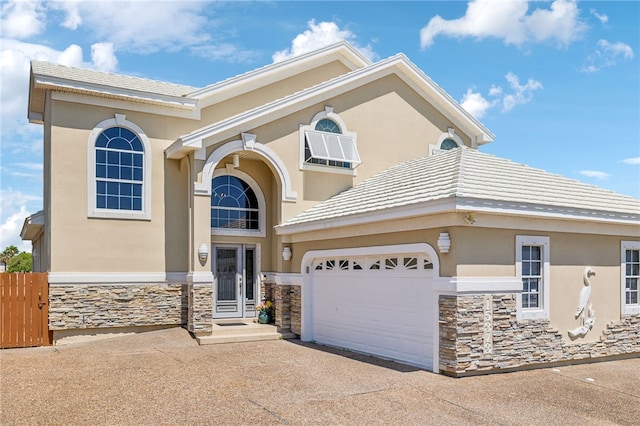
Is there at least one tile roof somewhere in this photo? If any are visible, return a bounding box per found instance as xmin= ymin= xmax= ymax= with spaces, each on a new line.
xmin=281 ymin=147 xmax=640 ymax=227
xmin=31 ymin=61 xmax=196 ymax=97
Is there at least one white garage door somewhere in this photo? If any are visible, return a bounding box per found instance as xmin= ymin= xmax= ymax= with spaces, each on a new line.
xmin=310 ymin=252 xmax=435 ymax=370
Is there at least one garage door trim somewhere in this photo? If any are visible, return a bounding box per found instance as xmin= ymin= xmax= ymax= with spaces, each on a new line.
xmin=300 ymin=243 xmax=441 ymax=373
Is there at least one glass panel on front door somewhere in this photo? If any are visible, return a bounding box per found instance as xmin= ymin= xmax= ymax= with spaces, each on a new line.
xmin=217 ymin=248 xmax=237 ymax=301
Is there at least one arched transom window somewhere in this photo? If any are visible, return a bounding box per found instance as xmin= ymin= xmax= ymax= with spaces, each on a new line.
xmin=95 ymin=127 xmax=144 ymax=211
xmin=211 ymin=175 xmax=259 ymax=230
xmin=440 ymin=138 xmax=459 ymax=150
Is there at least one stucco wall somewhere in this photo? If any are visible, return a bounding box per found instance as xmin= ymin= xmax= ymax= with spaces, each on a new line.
xmin=199 ymin=60 xmax=352 ymax=125
xmin=48 ymin=100 xmax=189 ymax=273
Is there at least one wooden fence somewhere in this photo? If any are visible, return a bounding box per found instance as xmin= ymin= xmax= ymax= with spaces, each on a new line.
xmin=0 ymin=273 xmax=51 ymax=348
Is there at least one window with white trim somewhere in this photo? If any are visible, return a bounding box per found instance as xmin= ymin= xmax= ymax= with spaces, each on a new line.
xmin=210 ymin=169 xmax=266 ymax=237
xmin=516 ymin=236 xmax=550 ymax=320
xmin=299 ymin=107 xmax=360 ymax=174
xmin=87 ymin=115 xmax=151 ymax=220
xmin=211 ymin=175 xmax=259 ymax=230
xmin=430 ymin=129 xmax=464 ymax=155
xmin=622 ymin=241 xmax=640 ymax=315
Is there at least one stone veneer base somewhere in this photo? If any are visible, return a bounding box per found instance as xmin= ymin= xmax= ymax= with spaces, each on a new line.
xmin=49 ymin=283 xmax=187 ymax=330
xmin=439 ymin=294 xmax=640 ymax=377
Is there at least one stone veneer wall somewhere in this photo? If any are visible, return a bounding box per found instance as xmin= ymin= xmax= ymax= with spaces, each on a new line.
xmin=274 ymin=285 xmax=291 ymax=330
xmin=290 ymin=286 xmax=301 ymax=336
xmin=270 ymin=284 xmax=301 ymax=335
xmin=49 ymin=283 xmax=187 ymax=330
xmin=187 ymin=283 xmax=213 ymax=334
xmin=439 ymin=294 xmax=640 ymax=376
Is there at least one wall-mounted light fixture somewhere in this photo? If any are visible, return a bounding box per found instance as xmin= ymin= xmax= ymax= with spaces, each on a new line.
xmin=198 ymin=244 xmax=209 ymax=263
xmin=282 ymin=246 xmax=292 ymax=261
xmin=232 ymin=153 xmax=240 ymax=168
xmin=438 ymin=232 xmax=451 ymax=254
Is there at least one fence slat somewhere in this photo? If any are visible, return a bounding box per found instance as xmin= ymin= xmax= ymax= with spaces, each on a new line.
xmin=26 ymin=273 xmax=36 ymax=347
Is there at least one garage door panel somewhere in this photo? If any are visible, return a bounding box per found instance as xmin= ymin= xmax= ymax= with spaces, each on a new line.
xmin=311 ymin=260 xmax=434 ymax=370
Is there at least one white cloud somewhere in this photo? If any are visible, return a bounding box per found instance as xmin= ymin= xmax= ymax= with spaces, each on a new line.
xmin=273 ymin=20 xmax=377 ymax=63
xmin=460 ymin=89 xmax=496 ymax=119
xmin=58 ymin=1 xmax=212 ymax=54
xmin=582 ymin=39 xmax=635 ymax=73
xmin=501 ymin=72 xmax=543 ymax=112
xmin=0 ymin=0 xmax=46 ymax=39
xmin=190 ymin=43 xmax=261 ymax=64
xmin=0 ymin=188 xmax=40 ymax=253
xmin=52 ymin=0 xmax=82 ymax=30
xmin=91 ymin=42 xmax=117 ymax=72
xmin=580 ymin=170 xmax=610 ymax=180
xmin=622 ymin=157 xmax=640 ymax=165
xmin=460 ymin=73 xmax=542 ymax=118
xmin=590 ymin=9 xmax=608 ymax=24
xmin=420 ymin=0 xmax=586 ymax=49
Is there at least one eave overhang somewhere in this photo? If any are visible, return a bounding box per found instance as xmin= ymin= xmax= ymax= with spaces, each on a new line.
xmin=28 ymin=72 xmax=197 ymax=125
xmin=166 ymin=54 xmax=494 ymax=160
xmin=275 ymin=196 xmax=640 ymax=237
xmin=20 ymin=210 xmax=44 ymax=241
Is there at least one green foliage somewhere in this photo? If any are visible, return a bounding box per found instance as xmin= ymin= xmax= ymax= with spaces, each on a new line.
xmin=7 ymin=252 xmax=32 ymax=273
xmin=1 ymin=245 xmax=19 ymax=266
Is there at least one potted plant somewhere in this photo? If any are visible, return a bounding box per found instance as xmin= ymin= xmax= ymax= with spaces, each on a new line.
xmin=256 ymin=300 xmax=273 ymax=324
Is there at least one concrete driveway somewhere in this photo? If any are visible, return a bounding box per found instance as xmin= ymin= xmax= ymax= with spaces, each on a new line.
xmin=1 ymin=327 xmax=639 ymax=425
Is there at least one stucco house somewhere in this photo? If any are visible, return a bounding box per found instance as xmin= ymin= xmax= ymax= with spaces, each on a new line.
xmin=22 ymin=42 xmax=640 ymax=376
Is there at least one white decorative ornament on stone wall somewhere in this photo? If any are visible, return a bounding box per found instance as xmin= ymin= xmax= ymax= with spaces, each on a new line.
xmin=482 ymin=295 xmax=493 ymax=354
xmin=568 ymin=267 xmax=596 ymax=339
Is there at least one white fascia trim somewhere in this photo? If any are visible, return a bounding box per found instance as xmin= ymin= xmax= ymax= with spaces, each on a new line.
xmin=51 ymin=92 xmax=200 ymax=120
xmin=457 ymin=197 xmax=640 ymax=226
xmin=187 ymin=271 xmax=214 ymax=284
xmin=48 ymin=272 xmax=188 ymax=284
xmin=35 ymin=77 xmax=196 ymax=110
xmin=168 ymin=54 xmax=492 ymax=159
xmin=191 ymin=41 xmax=371 ymax=107
xmin=273 ymin=273 xmax=304 ymax=286
xmin=276 ymin=198 xmax=457 ymax=235
xmin=433 ymin=276 xmax=522 ymax=295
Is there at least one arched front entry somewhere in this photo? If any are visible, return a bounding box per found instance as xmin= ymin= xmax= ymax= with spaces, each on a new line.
xmin=210 ymin=170 xmax=265 ymax=319
xmin=197 ymin=138 xmax=293 ymax=321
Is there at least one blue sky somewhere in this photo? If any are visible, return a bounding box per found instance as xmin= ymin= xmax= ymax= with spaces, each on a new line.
xmin=1 ymin=0 xmax=639 ymax=252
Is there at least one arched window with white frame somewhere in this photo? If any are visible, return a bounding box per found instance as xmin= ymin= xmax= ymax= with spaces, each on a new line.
xmin=211 ymin=169 xmax=266 ymax=237
xmin=87 ymin=114 xmax=151 ymax=220
xmin=430 ymin=128 xmax=465 ymax=155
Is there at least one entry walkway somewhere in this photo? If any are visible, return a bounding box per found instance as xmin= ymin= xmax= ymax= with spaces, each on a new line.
xmin=1 ymin=327 xmax=638 ymax=425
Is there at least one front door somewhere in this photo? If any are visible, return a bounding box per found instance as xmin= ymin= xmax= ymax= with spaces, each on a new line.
xmin=213 ymin=244 xmax=258 ymax=318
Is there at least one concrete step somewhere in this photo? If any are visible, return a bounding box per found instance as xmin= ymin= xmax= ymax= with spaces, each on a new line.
xmin=195 ymin=319 xmax=295 ymax=345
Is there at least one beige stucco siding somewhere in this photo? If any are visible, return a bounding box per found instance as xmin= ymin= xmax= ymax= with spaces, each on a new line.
xmin=48 ymin=100 xmax=188 ymax=273
xmin=199 ymin=61 xmax=352 ymax=126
